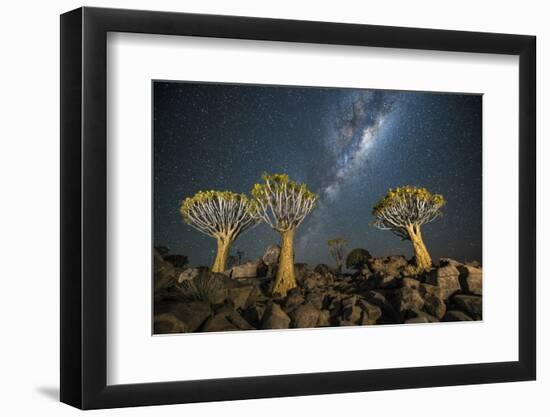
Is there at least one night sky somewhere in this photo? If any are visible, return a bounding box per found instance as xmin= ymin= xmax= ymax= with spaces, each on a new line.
xmin=153 ymin=81 xmax=482 ymax=268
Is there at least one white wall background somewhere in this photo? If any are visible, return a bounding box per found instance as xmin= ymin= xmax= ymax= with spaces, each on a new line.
xmin=0 ymin=0 xmax=546 ymax=415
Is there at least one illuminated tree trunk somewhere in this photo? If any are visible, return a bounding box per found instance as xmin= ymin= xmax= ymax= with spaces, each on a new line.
xmin=272 ymin=228 xmax=296 ymax=296
xmin=212 ymin=237 xmax=231 ymax=273
xmin=407 ymin=224 xmax=432 ymax=270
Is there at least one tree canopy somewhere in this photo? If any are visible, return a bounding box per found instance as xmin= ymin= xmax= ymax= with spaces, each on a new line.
xmin=251 ymin=173 xmax=317 ymax=232
xmin=372 ymin=186 xmax=445 ymax=239
xmin=180 ymin=190 xmax=257 ymax=239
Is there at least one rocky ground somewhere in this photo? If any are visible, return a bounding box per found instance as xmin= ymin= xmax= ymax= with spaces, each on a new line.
xmin=153 ymin=246 xmax=482 ymax=334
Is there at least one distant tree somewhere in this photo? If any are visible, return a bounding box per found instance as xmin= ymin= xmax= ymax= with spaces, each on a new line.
xmin=252 ymin=173 xmax=317 ymax=296
xmin=327 ymin=237 xmax=347 ymax=273
xmin=346 ymin=248 xmax=372 ymax=271
xmin=180 ymin=191 xmax=257 ymax=273
xmin=372 ymin=186 xmax=445 ymax=271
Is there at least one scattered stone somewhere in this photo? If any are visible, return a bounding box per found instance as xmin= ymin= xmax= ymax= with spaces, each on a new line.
xmin=425 ymin=265 xmax=461 ymax=300
xmin=439 ymin=258 xmax=461 ymax=268
xmin=418 ymin=283 xmax=444 ymax=300
xmin=226 ymin=285 xmax=254 ymax=310
xmin=242 ymin=304 xmax=265 ymax=328
xmin=406 ymin=309 xmax=439 ymax=323
xmin=231 ymin=260 xmax=267 ymax=278
xmin=154 ymin=301 xmax=211 ymax=333
xmin=154 ymin=251 xmax=481 ymax=331
xmin=261 ymin=303 xmax=291 ymax=329
xmin=457 ymin=265 xmax=483 ymax=295
xmin=453 ymin=295 xmax=482 ymax=319
xmin=357 ymin=299 xmax=383 ymax=324
xmin=405 ymin=317 xmax=430 ymax=324
xmin=202 ymin=313 xmax=239 ymax=332
xmin=391 ymin=287 xmax=425 ymax=314
xmin=402 ymin=277 xmax=421 ymax=289
xmin=294 ymin=263 xmax=309 ymax=284
xmin=423 ymin=293 xmax=447 ymax=319
xmin=341 ymin=295 xmax=357 ymax=309
xmin=343 ymin=305 xmax=362 ymax=323
xmin=284 ymin=289 xmax=305 ymax=312
xmin=226 ymin=311 xmax=255 ymax=330
xmin=290 ymin=303 xmax=321 ymax=328
xmin=443 ymin=310 xmax=474 ymax=322
xmin=367 ymin=255 xmax=408 ymax=277
xmin=305 ymin=291 xmax=324 ymax=310
xmin=314 ymin=264 xmax=332 ymax=275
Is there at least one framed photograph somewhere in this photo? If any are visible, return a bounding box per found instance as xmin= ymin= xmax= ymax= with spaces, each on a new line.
xmin=60 ymin=6 xmax=536 ymax=409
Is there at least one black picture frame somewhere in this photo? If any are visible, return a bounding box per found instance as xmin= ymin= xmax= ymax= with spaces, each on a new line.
xmin=60 ymin=6 xmax=536 ymax=410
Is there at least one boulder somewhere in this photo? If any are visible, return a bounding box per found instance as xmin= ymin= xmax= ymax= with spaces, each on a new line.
xmin=391 ymin=287 xmax=425 ymax=315
xmin=201 ymin=313 xmax=239 ymax=332
xmin=457 ymin=265 xmax=483 ymax=295
xmin=305 ymin=291 xmax=324 ymax=310
xmin=231 ymin=260 xmax=267 ymax=278
xmin=316 ymin=310 xmax=331 ymax=327
xmin=418 ymin=283 xmax=445 ymax=300
xmin=453 ymin=295 xmax=482 ymax=319
xmin=303 ymin=272 xmax=334 ymax=290
xmin=225 ymin=310 xmax=256 ymax=330
xmin=343 ymin=305 xmax=362 ymax=323
xmin=226 ymin=285 xmax=255 ymax=310
xmin=423 ymin=293 xmax=447 ymax=319
xmin=439 ymin=258 xmax=462 ymax=267
xmin=242 ymin=304 xmax=266 ymax=328
xmin=262 ymin=244 xmax=281 ymax=265
xmin=402 ymin=277 xmax=421 ymax=289
xmin=367 ymin=255 xmax=408 ymax=277
xmin=284 ymin=289 xmax=305 ymax=312
xmin=261 ymin=302 xmax=291 ymax=329
xmin=405 ymin=317 xmax=431 ymax=324
xmin=341 ymin=295 xmax=357 ymax=309
xmin=290 ymin=303 xmax=321 ymax=328
xmin=406 ymin=309 xmax=439 ymax=323
xmin=357 ymin=299 xmax=383 ymax=324
xmin=314 ymin=264 xmax=332 ymax=275
xmin=294 ymin=263 xmax=309 ymax=284
xmin=425 ymin=265 xmax=461 ymax=300
xmin=443 ymin=310 xmax=474 ymax=322
xmin=328 ymin=298 xmax=342 ymax=318
xmin=153 ymin=301 xmax=211 ymax=334
xmin=364 ymin=291 xmax=398 ymax=323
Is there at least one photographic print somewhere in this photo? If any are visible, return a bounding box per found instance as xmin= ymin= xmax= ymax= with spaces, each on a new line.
xmin=153 ymin=81 xmax=482 ymax=334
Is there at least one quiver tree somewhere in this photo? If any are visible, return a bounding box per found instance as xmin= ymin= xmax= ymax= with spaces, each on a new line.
xmin=328 ymin=237 xmax=347 ymax=273
xmin=372 ymin=186 xmax=445 ymax=271
xmin=180 ymin=191 xmax=257 ymax=273
xmin=251 ymin=173 xmax=317 ymax=296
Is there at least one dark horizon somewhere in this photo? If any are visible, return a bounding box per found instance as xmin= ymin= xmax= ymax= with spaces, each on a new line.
xmin=153 ymin=81 xmax=482 ymax=268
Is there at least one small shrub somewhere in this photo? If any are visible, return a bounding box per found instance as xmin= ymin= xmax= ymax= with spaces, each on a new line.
xmin=346 ymin=248 xmax=372 ymax=270
xmin=177 ymin=272 xmax=225 ymax=304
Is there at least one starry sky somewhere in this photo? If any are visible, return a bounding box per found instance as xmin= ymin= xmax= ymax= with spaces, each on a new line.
xmin=153 ymin=81 xmax=482 ymax=268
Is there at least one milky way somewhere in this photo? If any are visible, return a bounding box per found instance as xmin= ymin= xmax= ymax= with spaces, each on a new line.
xmin=153 ymin=81 xmax=482 ymax=267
